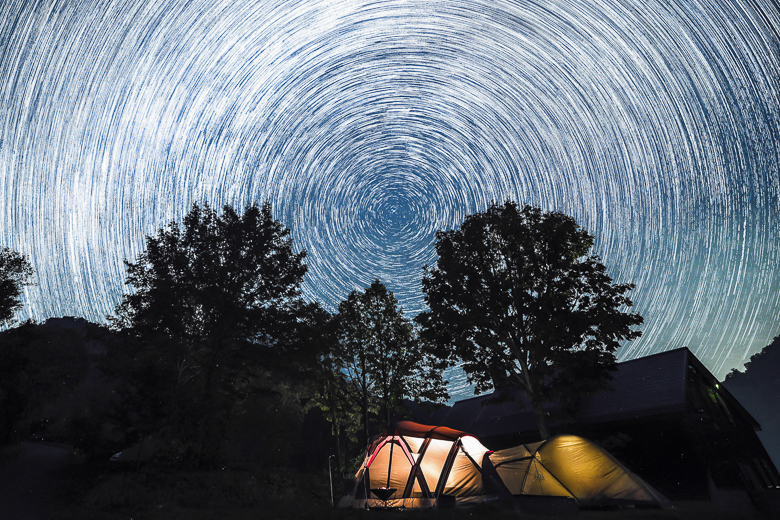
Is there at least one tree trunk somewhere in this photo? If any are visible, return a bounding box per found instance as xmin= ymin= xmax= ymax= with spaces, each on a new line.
xmin=362 ymin=389 xmax=369 ymax=449
xmin=360 ymin=347 xmax=370 ymax=449
xmin=195 ymin=340 xmax=230 ymax=468
xmin=385 ymin=400 xmax=391 ymax=431
xmin=531 ymin=399 xmax=551 ymax=440
xmin=326 ymin=375 xmax=344 ymax=472
xmin=383 ymin=387 xmax=391 ymax=430
xmin=335 ymin=426 xmax=343 ymax=473
xmin=330 ymin=406 xmax=344 ymax=472
xmin=516 ymin=349 xmax=551 ymax=440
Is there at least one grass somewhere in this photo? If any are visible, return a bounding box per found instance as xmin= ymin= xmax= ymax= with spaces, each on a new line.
xmin=0 ymin=443 xmax=25 ymax=464
xmin=51 ymin=461 xmax=333 ymax=520
xmin=65 ymin=504 xmax=771 ymax=520
xmin=49 ymin=461 xmax=777 ymax=520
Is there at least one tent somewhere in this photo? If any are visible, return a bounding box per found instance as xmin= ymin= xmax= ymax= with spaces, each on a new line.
xmin=338 ymin=421 xmax=503 ymax=509
xmin=488 ymin=434 xmax=669 ymax=507
xmin=338 ymin=422 xmax=668 ymax=510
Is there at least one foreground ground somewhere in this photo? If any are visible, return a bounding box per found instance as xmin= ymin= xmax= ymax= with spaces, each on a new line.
xmin=2 ymin=443 xmax=776 ymax=520
xmin=49 ymin=468 xmax=777 ymax=520
xmin=0 ymin=443 xmax=74 ymax=520
xmin=49 ymin=501 xmax=777 ymax=520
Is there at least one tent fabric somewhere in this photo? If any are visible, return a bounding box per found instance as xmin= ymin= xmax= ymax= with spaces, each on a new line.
xmin=337 ymin=422 xmax=668 ymax=510
xmin=369 ymin=437 xmax=414 ymax=492
xmin=418 ymin=437 xmax=453 ymax=493
xmin=394 ymin=420 xmax=471 ymax=441
xmin=443 ymin=436 xmax=490 ymax=497
xmin=338 ymin=421 xmax=498 ymax=509
xmin=489 ymin=435 xmax=669 ymax=507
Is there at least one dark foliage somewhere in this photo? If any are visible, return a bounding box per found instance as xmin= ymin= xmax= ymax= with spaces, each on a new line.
xmin=0 ymin=318 xmax=100 ymax=447
xmin=302 ymin=309 xmax=364 ymax=472
xmin=724 ymin=335 xmax=780 ymax=468
xmin=417 ymin=201 xmax=643 ymax=438
xmin=107 ymin=202 xmax=324 ymax=468
xmin=333 ymin=280 xmax=449 ymax=446
xmin=0 ymin=246 xmax=34 ymax=325
xmin=725 ymin=335 xmax=780 ymax=387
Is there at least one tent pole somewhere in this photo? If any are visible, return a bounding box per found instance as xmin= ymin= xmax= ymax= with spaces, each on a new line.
xmin=329 ymin=455 xmax=335 ymax=507
xmin=362 ymin=441 xmax=371 ymax=509
xmin=529 ymin=441 xmax=578 ymax=501
xmin=386 ymin=435 xmax=395 ymax=490
xmin=434 ymin=439 xmax=462 ymax=508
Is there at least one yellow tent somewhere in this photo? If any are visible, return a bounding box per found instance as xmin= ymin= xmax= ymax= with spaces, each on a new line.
xmin=488 ymin=435 xmax=669 ymax=507
xmin=338 ymin=421 xmax=499 ymax=509
xmin=338 ymin=423 xmax=668 ymax=510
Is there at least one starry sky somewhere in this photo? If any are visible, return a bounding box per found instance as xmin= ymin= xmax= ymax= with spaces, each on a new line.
xmin=2 ymin=0 xmax=779 ymax=397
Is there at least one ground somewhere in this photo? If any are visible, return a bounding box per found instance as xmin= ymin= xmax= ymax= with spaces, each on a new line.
xmin=0 ymin=443 xmax=776 ymax=520
xmin=0 ymin=442 xmax=73 ymax=520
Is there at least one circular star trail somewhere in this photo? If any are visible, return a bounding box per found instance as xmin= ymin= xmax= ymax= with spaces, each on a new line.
xmin=2 ymin=0 xmax=779 ymax=397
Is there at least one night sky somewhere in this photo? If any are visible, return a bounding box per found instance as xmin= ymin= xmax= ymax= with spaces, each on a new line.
xmin=2 ymin=0 xmax=779 ymax=398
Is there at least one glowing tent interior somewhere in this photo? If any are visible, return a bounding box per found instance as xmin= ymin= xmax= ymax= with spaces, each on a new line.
xmin=337 ymin=421 xmax=668 ymax=509
xmin=338 ymin=421 xmax=498 ymax=508
xmin=488 ymin=435 xmax=670 ymax=507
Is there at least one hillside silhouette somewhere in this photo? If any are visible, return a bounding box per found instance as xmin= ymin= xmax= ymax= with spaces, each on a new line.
xmin=724 ymin=335 xmax=780 ymax=468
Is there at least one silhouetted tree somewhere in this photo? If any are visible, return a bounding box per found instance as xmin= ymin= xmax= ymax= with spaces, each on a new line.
xmin=0 ymin=319 xmax=92 ymax=446
xmin=725 ymin=335 xmax=780 ymax=467
xmin=307 ymin=349 xmax=362 ymax=472
xmin=109 ymin=202 xmax=317 ymax=466
xmin=335 ymin=280 xmax=448 ymax=446
xmin=0 ymin=247 xmax=34 ymax=326
xmin=299 ymin=308 xmax=362 ymax=472
xmin=726 ymin=336 xmax=780 ymax=385
xmin=417 ymin=202 xmax=642 ymax=439
xmin=0 ymin=321 xmax=32 ymax=445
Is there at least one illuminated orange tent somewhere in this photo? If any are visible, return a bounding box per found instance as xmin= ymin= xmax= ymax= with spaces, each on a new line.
xmin=338 ymin=421 xmax=501 ymax=509
xmin=488 ymin=435 xmax=669 ymax=507
xmin=338 ymin=422 xmax=668 ymax=510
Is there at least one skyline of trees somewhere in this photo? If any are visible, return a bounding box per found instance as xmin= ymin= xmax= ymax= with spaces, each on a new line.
xmin=417 ymin=201 xmax=643 ymax=439
xmin=1 ymin=199 xmax=648 ymax=465
xmin=105 ymin=201 xmax=321 ymax=467
xmin=0 ymin=246 xmax=34 ymax=326
xmin=4 ymin=198 xmax=780 ymax=490
xmin=3 ymin=199 xmax=780 ymax=520
xmin=333 ymin=279 xmax=448 ymax=445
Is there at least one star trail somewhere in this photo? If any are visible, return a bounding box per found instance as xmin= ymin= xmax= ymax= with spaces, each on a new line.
xmin=2 ymin=0 xmax=779 ymax=397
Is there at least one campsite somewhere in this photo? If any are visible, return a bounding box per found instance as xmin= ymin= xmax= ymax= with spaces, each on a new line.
xmin=4 ymin=0 xmax=780 ymax=517
xmin=2 ymin=318 xmax=779 ymax=519
xmin=1 ymin=207 xmax=779 ymax=519
xmin=338 ymin=422 xmax=667 ymax=511
xmin=41 ymin=419 xmax=777 ymax=519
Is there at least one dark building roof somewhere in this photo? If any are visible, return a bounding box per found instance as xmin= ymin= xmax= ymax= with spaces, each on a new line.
xmin=437 ymin=347 xmax=758 ymax=440
xmin=576 ymin=347 xmax=688 ymax=422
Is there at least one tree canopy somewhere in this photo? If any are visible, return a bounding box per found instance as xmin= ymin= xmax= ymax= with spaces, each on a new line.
xmin=417 ymin=201 xmax=643 ymax=439
xmin=0 ymin=319 xmax=94 ymax=447
xmin=109 ymin=202 xmax=321 ymax=466
xmin=334 ymin=280 xmax=448 ymax=445
xmin=724 ymin=335 xmax=780 ymax=467
xmin=0 ymin=247 xmax=34 ymax=325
